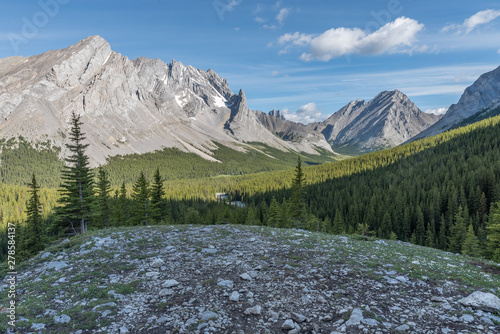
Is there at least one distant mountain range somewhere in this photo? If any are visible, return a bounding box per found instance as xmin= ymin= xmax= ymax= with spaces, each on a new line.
xmin=0 ymin=35 xmax=498 ymax=165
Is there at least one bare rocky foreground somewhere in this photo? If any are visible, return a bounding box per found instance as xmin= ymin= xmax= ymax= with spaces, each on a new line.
xmin=2 ymin=225 xmax=500 ymax=334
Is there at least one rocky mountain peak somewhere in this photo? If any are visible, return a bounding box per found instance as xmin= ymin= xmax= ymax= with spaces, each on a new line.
xmin=0 ymin=36 xmax=332 ymax=166
xmin=410 ymin=65 xmax=500 ymax=141
xmin=268 ymin=109 xmax=285 ymax=120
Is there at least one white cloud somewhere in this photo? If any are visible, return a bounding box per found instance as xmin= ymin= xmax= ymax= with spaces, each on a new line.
xmin=282 ymin=102 xmax=324 ymax=124
xmin=255 ymin=17 xmax=266 ymax=24
xmin=424 ymin=107 xmax=448 ymax=115
xmin=278 ymin=17 xmax=425 ymax=61
xmin=278 ymin=32 xmax=314 ymax=46
xmin=498 ymin=49 xmax=500 ymax=54
xmin=276 ymin=8 xmax=291 ymax=25
xmin=442 ymin=9 xmax=500 ymax=34
xmin=264 ymin=24 xmax=278 ymax=30
xmin=271 ymin=70 xmax=280 ymax=77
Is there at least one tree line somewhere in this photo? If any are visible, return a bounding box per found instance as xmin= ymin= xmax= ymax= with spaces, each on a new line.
xmin=2 ymin=112 xmax=500 ymax=263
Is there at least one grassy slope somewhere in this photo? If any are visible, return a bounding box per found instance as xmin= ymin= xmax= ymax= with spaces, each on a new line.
xmin=0 ymin=224 xmax=498 ymax=332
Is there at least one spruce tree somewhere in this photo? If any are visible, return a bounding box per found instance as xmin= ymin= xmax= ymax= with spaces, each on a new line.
xmin=267 ymin=197 xmax=281 ymax=227
xmin=486 ymin=202 xmax=500 ymax=261
xmin=290 ymin=155 xmax=305 ymax=226
xmin=332 ymin=210 xmax=344 ymax=234
xmin=462 ymin=224 xmax=480 ymax=257
xmin=150 ymin=167 xmax=166 ymax=223
xmin=448 ymin=206 xmax=467 ymax=253
xmin=25 ymin=174 xmax=45 ymax=255
xmin=131 ymin=172 xmax=150 ymax=225
xmin=95 ymin=168 xmax=111 ymax=228
xmin=55 ymin=111 xmax=94 ymax=235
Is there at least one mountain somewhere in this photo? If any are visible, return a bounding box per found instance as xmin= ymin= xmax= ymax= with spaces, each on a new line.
xmin=0 ymin=36 xmax=332 ymax=166
xmin=411 ymin=65 xmax=500 ymax=140
xmin=309 ymin=90 xmax=440 ymax=151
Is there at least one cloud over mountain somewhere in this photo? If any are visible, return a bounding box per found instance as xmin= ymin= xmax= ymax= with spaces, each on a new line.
xmin=278 ymin=17 xmax=425 ymax=61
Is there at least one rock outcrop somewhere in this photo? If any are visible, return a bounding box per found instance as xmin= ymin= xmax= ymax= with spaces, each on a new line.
xmin=4 ymin=224 xmax=500 ymax=333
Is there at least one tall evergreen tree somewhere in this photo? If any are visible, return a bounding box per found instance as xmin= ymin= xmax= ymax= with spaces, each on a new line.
xmin=290 ymin=155 xmax=305 ymax=226
xmin=25 ymin=174 xmax=45 ymax=255
xmin=267 ymin=197 xmax=281 ymax=227
xmin=150 ymin=167 xmax=166 ymax=223
xmin=55 ymin=111 xmax=94 ymax=235
xmin=95 ymin=168 xmax=111 ymax=228
xmin=486 ymin=202 xmax=500 ymax=261
xmin=131 ymin=172 xmax=150 ymax=225
xmin=332 ymin=210 xmax=344 ymax=234
xmin=448 ymin=206 xmax=467 ymax=253
xmin=462 ymin=224 xmax=481 ymax=257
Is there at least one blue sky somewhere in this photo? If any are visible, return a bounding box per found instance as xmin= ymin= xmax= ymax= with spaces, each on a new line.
xmin=1 ymin=0 xmax=500 ymax=123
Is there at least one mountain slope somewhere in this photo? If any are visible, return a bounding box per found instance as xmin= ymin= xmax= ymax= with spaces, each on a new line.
xmin=0 ymin=36 xmax=332 ymax=166
xmin=2 ymin=224 xmax=499 ymax=333
xmin=412 ymin=65 xmax=500 ymax=140
xmin=310 ymin=90 xmax=440 ymax=150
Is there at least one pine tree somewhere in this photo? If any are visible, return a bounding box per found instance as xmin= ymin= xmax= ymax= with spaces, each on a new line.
xmin=462 ymin=224 xmax=480 ymax=257
xmin=379 ymin=211 xmax=391 ymax=239
xmin=290 ymin=155 xmax=305 ymax=226
xmin=25 ymin=174 xmax=45 ymax=255
xmin=150 ymin=167 xmax=166 ymax=223
xmin=332 ymin=210 xmax=344 ymax=234
xmin=55 ymin=111 xmax=95 ymax=235
xmin=131 ymin=172 xmax=150 ymax=225
xmin=267 ymin=197 xmax=281 ymax=227
xmin=95 ymin=168 xmax=111 ymax=228
xmin=425 ymin=223 xmax=435 ymax=248
xmin=486 ymin=202 xmax=500 ymax=261
xmin=415 ymin=206 xmax=425 ymax=246
xmin=448 ymin=206 xmax=467 ymax=253
xmin=113 ymin=182 xmax=128 ymax=226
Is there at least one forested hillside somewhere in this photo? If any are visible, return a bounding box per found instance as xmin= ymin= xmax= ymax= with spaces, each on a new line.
xmin=2 ymin=114 xmax=500 ymax=263
xmin=0 ymin=138 xmax=337 ymax=187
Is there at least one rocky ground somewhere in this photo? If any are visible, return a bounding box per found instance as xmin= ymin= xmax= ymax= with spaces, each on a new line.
xmin=1 ymin=224 xmax=500 ymax=334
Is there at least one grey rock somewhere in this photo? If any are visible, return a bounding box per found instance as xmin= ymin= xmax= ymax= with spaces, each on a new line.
xmin=431 ymin=296 xmax=447 ymax=303
xmin=395 ymin=324 xmax=410 ymax=331
xmin=460 ymin=314 xmax=474 ymax=323
xmin=54 ymin=314 xmax=71 ymax=323
xmin=40 ymin=252 xmax=52 ymax=259
xmin=459 ymin=291 xmax=500 ymax=313
xmin=240 ymin=273 xmax=252 ymax=281
xmin=31 ymin=323 xmax=46 ymax=330
xmin=200 ymin=311 xmax=218 ymax=321
xmin=345 ymin=308 xmax=363 ymax=327
xmin=201 ymin=248 xmax=218 ymax=255
xmin=288 ymin=324 xmax=301 ymax=334
xmin=159 ymin=289 xmax=174 ymax=296
xmin=119 ymin=326 xmax=129 ymax=333
xmin=362 ymin=318 xmax=379 ymax=326
xmin=229 ymin=291 xmax=240 ymax=302
xmin=46 ymin=261 xmax=68 ymax=270
xmin=92 ymin=302 xmax=117 ymax=311
xmin=217 ymin=280 xmax=234 ymax=288
xmin=282 ymin=319 xmax=295 ymax=330
xmin=291 ymin=311 xmax=307 ymax=323
xmin=162 ymin=279 xmax=180 ymax=288
xmin=151 ymin=258 xmax=164 ymax=268
xmin=244 ymin=305 xmax=262 ymax=315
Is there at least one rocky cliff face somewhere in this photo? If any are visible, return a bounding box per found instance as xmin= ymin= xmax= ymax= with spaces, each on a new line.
xmin=0 ymin=36 xmax=331 ymax=166
xmin=412 ymin=65 xmax=500 ymax=140
xmin=309 ymin=90 xmax=440 ymax=150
